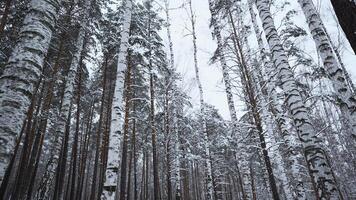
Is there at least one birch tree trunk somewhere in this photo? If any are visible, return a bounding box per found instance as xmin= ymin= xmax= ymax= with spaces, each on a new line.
xmin=254 ymin=0 xmax=339 ymax=198
xmin=248 ymin=1 xmax=307 ymax=199
xmin=298 ymin=0 xmax=356 ymax=138
xmin=188 ymin=1 xmax=214 ymax=199
xmin=0 ymin=0 xmax=60 ymax=183
xmin=207 ymin=1 xmax=248 ymax=199
xmin=103 ymin=0 xmax=132 ymax=199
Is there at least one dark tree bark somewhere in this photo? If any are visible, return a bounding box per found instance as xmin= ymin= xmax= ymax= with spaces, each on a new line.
xmin=330 ymin=0 xmax=356 ymax=54
xmin=90 ymin=54 xmax=109 ymax=200
xmin=68 ymin=62 xmax=83 ymax=200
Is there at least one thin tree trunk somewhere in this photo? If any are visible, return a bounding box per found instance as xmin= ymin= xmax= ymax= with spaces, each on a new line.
xmin=188 ymin=1 xmax=214 ymax=199
xmin=68 ymin=62 xmax=83 ymax=200
xmin=207 ymin=2 xmax=247 ymax=199
xmin=227 ymin=9 xmax=280 ymax=200
xmin=90 ymin=55 xmax=110 ymax=200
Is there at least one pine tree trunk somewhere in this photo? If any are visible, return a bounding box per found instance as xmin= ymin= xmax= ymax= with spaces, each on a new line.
xmin=103 ymin=1 xmax=132 ymax=198
xmin=165 ymin=85 xmax=172 ymax=200
xmin=298 ymin=0 xmax=356 ymax=138
xmin=150 ymin=50 xmax=160 ymax=200
xmin=0 ymin=0 xmax=60 ymax=182
xmin=227 ymin=9 xmax=280 ymax=199
xmin=254 ymin=0 xmax=339 ymax=198
xmin=188 ymin=1 xmax=214 ymax=199
xmin=90 ymin=54 xmax=110 ymax=200
xmin=51 ymin=17 xmax=87 ymax=200
xmin=68 ymin=62 xmax=83 ymax=200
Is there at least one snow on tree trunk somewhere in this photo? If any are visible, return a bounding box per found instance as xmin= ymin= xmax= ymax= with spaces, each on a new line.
xmin=320 ymin=23 xmax=356 ymax=94
xmin=248 ymin=1 xmax=306 ymax=199
xmin=188 ymin=1 xmax=214 ymax=199
xmin=298 ymin=0 xmax=356 ymax=139
xmin=165 ymin=0 xmax=175 ymax=71
xmin=0 ymin=0 xmax=60 ymax=183
xmin=164 ymin=1 xmax=181 ymax=198
xmin=102 ymin=0 xmax=132 ymax=199
xmin=44 ymin=6 xmax=89 ymax=199
xmin=254 ymin=0 xmax=339 ymax=199
xmin=208 ymin=1 xmax=249 ymax=199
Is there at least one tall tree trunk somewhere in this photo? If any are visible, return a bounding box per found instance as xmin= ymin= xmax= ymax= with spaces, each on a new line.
xmin=227 ymin=9 xmax=280 ymax=200
xmin=132 ymin=119 xmax=138 ymax=200
xmin=188 ymin=1 xmax=214 ymax=199
xmin=248 ymin=1 xmax=307 ymax=198
xmin=51 ymin=12 xmax=88 ymax=199
xmin=103 ymin=1 xmax=132 ymax=198
xmin=68 ymin=62 xmax=83 ymax=200
xmin=146 ymin=1 xmax=161 ymax=199
xmin=207 ymin=2 xmax=247 ymax=199
xmin=119 ymin=54 xmax=133 ymax=200
xmin=254 ymin=0 xmax=339 ymax=198
xmin=90 ymin=55 xmax=110 ymax=200
xmin=165 ymin=85 xmax=172 ymax=200
xmin=298 ymin=0 xmax=356 ymax=139
xmin=0 ymin=0 xmax=60 ymax=182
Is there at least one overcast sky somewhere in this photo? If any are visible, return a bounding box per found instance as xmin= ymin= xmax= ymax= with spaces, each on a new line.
xmin=161 ymin=0 xmax=356 ymax=120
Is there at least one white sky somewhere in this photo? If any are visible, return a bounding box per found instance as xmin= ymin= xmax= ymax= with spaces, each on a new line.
xmin=162 ymin=0 xmax=356 ymax=120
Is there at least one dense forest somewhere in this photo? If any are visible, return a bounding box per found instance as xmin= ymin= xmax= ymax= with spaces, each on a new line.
xmin=0 ymin=0 xmax=356 ymax=199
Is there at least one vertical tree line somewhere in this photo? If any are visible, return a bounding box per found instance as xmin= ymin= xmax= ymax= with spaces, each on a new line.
xmin=0 ymin=0 xmax=355 ymax=199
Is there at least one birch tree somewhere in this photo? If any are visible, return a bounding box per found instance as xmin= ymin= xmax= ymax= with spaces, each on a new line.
xmin=298 ymin=0 xmax=356 ymax=139
xmin=103 ymin=0 xmax=132 ymax=199
xmin=187 ymin=1 xmax=214 ymax=199
xmin=0 ymin=0 xmax=60 ymax=183
xmin=254 ymin=0 xmax=339 ymax=198
xmin=248 ymin=1 xmax=307 ymax=198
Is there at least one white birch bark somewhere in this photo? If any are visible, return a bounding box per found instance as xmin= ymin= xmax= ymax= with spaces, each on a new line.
xmin=165 ymin=0 xmax=175 ymax=71
xmin=248 ymin=1 xmax=307 ymax=199
xmin=254 ymin=0 xmax=339 ymax=199
xmin=0 ymin=0 xmax=60 ymax=183
xmin=298 ymin=0 xmax=356 ymax=138
xmin=188 ymin=1 xmax=214 ymax=199
xmin=102 ymin=0 xmax=132 ymax=199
